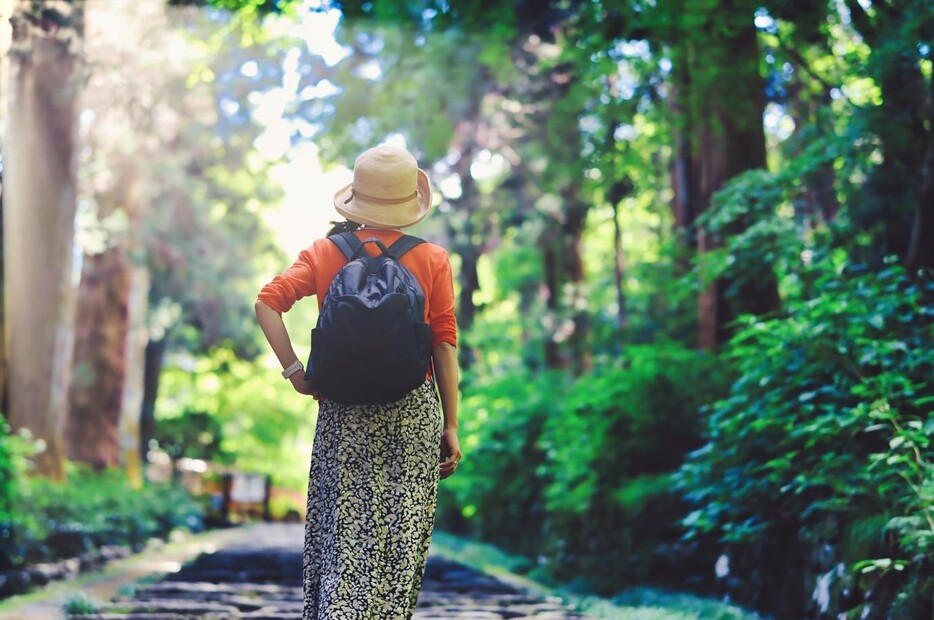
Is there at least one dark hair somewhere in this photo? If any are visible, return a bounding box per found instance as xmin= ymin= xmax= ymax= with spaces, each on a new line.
xmin=327 ymin=219 xmax=363 ymax=237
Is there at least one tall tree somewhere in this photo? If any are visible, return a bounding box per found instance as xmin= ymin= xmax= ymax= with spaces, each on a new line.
xmin=66 ymin=0 xmax=174 ymax=470
xmin=3 ymin=0 xmax=84 ymax=478
xmin=661 ymin=0 xmax=780 ymax=348
xmin=66 ymin=161 xmax=140 ymax=468
xmin=0 ymin=0 xmax=16 ymax=413
xmin=135 ymin=7 xmax=285 ymax=456
xmin=841 ymin=0 xmax=933 ymax=273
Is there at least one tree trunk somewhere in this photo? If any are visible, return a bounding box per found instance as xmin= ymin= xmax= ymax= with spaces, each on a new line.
xmin=611 ymin=200 xmax=626 ymax=331
xmin=446 ymin=145 xmax=481 ymax=370
xmin=542 ymin=241 xmax=561 ymax=369
xmin=3 ymin=1 xmax=84 ymax=479
xmin=65 ymin=164 xmax=140 ymax=469
xmin=0 ymin=167 xmax=4 ymax=416
xmin=669 ymin=71 xmax=701 ymax=252
xmin=786 ymin=82 xmax=839 ymax=224
xmin=456 ymin=243 xmax=481 ymax=368
xmin=672 ymin=0 xmax=776 ymax=350
xmin=843 ymin=0 xmax=930 ymax=269
xmin=139 ymin=337 xmax=166 ymax=466
xmin=66 ymin=248 xmax=130 ymax=468
xmin=119 ymin=263 xmax=149 ymax=486
xmin=0 ymin=0 xmax=16 ymax=413
xmin=539 ymin=195 xmax=592 ymax=374
xmin=905 ymin=65 xmax=934 ymax=274
xmin=562 ymin=192 xmax=592 ymax=375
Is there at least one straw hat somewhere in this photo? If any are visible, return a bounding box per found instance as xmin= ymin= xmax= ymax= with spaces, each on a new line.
xmin=333 ymin=145 xmax=432 ymax=228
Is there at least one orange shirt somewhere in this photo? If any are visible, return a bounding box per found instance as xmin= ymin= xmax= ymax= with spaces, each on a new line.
xmin=257 ymin=228 xmax=457 ymax=349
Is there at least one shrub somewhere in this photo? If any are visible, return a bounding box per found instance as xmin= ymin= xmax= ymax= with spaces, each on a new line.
xmin=0 ymin=417 xmax=40 ymax=570
xmin=5 ymin=465 xmax=204 ymax=567
xmin=678 ymin=263 xmax=934 ymax=618
xmin=437 ymin=345 xmax=727 ymax=594
xmin=62 ymin=592 xmax=99 ymax=615
xmin=437 ymin=367 xmax=564 ymax=561
xmin=539 ymin=344 xmax=727 ymax=593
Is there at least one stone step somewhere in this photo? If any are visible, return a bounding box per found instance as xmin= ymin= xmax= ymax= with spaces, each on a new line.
xmin=96 ymin=600 xmax=241 ymax=614
xmin=131 ymin=581 xmax=302 ymax=599
xmin=78 ymin=615 xmax=195 ymax=620
xmin=68 ymin=524 xmax=592 ymax=619
xmin=416 ymin=593 xmax=561 ymax=606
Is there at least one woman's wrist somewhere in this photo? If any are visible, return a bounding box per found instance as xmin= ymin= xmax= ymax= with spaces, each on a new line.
xmin=282 ymin=359 xmax=304 ymax=379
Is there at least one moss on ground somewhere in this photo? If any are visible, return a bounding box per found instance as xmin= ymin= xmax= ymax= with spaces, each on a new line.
xmin=428 ymin=531 xmax=761 ymax=620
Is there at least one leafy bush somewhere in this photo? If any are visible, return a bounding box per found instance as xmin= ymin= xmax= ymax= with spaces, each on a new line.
xmin=678 ymin=263 xmax=934 ymax=618
xmin=438 ymin=345 xmax=727 ymax=594
xmin=4 ymin=465 xmax=204 ymax=567
xmin=437 ymin=367 xmax=563 ymax=561
xmin=539 ymin=344 xmax=727 ymax=593
xmin=0 ymin=416 xmax=39 ymax=520
xmin=63 ymin=592 xmax=99 ymax=615
xmin=0 ymin=417 xmax=41 ymax=570
xmin=0 ymin=416 xmax=16 ymax=527
xmin=608 ymin=587 xmax=761 ymax=620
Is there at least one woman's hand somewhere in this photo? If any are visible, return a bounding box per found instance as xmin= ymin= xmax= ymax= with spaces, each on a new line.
xmin=439 ymin=428 xmax=462 ymax=480
xmin=256 ymin=301 xmax=318 ymax=397
xmin=289 ymin=372 xmax=319 ymax=398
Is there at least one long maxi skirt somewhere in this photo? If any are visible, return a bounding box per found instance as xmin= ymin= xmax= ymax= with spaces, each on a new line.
xmin=302 ymin=381 xmax=442 ymax=620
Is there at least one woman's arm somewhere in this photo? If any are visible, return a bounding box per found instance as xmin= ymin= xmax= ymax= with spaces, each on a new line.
xmin=432 ymin=342 xmax=462 ymax=479
xmin=255 ymin=300 xmax=314 ymax=395
xmin=432 ymin=342 xmax=459 ymax=430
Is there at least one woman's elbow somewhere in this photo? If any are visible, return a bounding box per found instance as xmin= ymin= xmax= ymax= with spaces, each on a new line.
xmin=432 ymin=341 xmax=456 ymax=356
xmin=255 ymin=299 xmax=278 ymax=319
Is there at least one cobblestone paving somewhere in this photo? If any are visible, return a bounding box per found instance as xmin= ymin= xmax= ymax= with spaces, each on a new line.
xmin=79 ymin=524 xmax=590 ymax=619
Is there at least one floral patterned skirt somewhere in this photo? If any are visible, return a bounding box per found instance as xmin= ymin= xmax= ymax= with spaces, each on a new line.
xmin=302 ymin=381 xmax=441 ymax=620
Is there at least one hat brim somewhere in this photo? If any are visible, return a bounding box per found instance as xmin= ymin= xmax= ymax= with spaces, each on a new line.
xmin=333 ymin=168 xmax=432 ymax=229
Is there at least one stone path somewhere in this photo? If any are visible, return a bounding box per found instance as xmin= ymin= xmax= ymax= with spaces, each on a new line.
xmin=70 ymin=524 xmax=591 ymax=619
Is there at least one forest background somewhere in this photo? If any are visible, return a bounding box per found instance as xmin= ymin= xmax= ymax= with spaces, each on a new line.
xmin=0 ymin=0 xmax=932 ymax=618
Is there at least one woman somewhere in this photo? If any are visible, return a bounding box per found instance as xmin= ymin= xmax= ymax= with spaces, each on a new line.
xmin=255 ymin=144 xmax=462 ymax=619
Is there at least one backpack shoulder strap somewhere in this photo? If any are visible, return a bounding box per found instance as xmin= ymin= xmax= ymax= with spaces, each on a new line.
xmin=387 ymin=235 xmax=425 ymax=259
xmin=329 ymin=232 xmax=363 ymax=261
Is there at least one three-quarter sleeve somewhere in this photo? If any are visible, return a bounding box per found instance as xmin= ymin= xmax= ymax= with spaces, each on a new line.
xmin=256 ymin=247 xmax=317 ymax=314
xmin=428 ymin=250 xmax=457 ymax=348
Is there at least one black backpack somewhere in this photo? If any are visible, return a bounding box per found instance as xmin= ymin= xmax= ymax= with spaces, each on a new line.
xmin=305 ymin=232 xmax=431 ymax=405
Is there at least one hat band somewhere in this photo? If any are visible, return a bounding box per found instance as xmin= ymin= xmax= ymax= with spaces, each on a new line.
xmin=344 ymin=188 xmax=418 ymax=205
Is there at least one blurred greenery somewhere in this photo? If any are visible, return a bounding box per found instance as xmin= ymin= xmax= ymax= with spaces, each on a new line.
xmin=0 ymin=464 xmax=203 ymax=569
xmin=678 ymin=262 xmax=934 ymax=617
xmin=429 ymin=530 xmax=762 ymax=619
xmin=1 ymin=0 xmax=932 ymax=617
xmin=0 ymin=416 xmax=35 ymax=553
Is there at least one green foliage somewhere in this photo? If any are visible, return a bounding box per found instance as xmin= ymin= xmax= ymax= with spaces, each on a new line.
xmin=0 ymin=415 xmax=37 ymax=526
xmin=438 ymin=345 xmax=727 ymax=593
xmin=62 ymin=592 xmax=99 ymax=615
xmin=53 ymin=0 xmax=930 ymax=615
xmin=678 ymin=262 xmax=934 ymax=617
xmin=134 ymin=10 xmax=286 ymax=357
xmin=3 ymin=467 xmax=203 ymax=567
xmin=156 ymin=347 xmax=316 ymax=492
xmin=0 ymin=417 xmax=42 ymax=569
xmin=430 ymin=530 xmax=762 ymax=619
xmin=695 ymin=169 xmax=798 ymax=294
xmin=315 ymin=23 xmax=492 ymax=162
xmin=608 ymin=587 xmax=761 ymax=620
xmin=539 ymin=345 xmax=727 ymax=592
xmin=155 ymin=410 xmax=229 ymax=463
xmin=437 ymin=367 xmax=562 ymax=556
xmin=203 ymin=0 xmax=297 ymax=15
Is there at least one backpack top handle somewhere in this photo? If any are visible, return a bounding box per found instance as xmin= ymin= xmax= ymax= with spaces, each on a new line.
xmin=329 ymin=231 xmax=425 ymax=262
xmin=352 ymin=238 xmax=392 ymax=260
